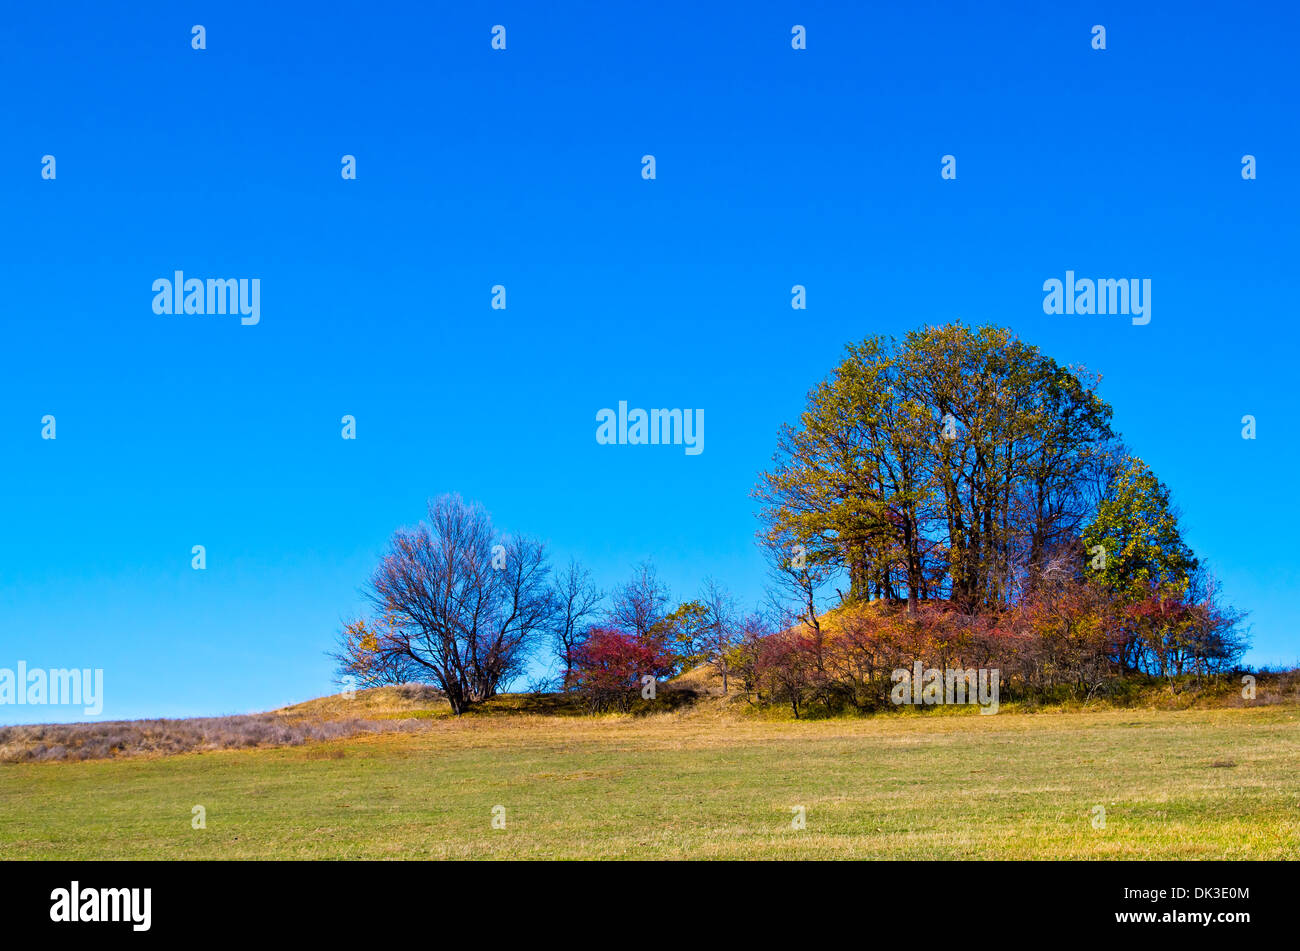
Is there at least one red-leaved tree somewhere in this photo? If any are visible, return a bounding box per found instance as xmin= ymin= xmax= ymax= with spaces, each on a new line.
xmin=570 ymin=625 xmax=676 ymax=712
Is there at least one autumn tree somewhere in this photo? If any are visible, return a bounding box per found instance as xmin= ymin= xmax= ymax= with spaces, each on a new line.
xmin=754 ymin=627 xmax=817 ymax=718
xmin=347 ymin=494 xmax=555 ymax=715
xmin=898 ymin=325 xmax=1115 ymax=610
xmin=1181 ymin=569 xmax=1249 ymax=677
xmin=1082 ymin=456 xmax=1197 ymax=600
xmin=1079 ymin=456 xmax=1240 ymax=678
xmin=657 ymin=599 xmax=711 ymax=673
xmin=755 ymin=337 xmax=932 ymax=611
xmin=330 ymin=610 xmax=419 ymax=689
xmin=756 ymin=323 xmax=1115 ymax=616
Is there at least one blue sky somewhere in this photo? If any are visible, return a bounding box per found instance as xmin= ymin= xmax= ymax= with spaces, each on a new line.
xmin=1 ymin=1 xmax=1297 ymax=722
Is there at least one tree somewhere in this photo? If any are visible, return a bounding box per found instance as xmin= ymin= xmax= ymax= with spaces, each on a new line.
xmin=350 ymin=494 xmax=555 ymax=715
xmin=657 ymin=600 xmax=711 ymax=674
xmin=1016 ymin=575 xmax=1120 ymax=699
xmin=755 ymin=336 xmax=930 ymax=610
xmin=700 ymin=578 xmax=740 ymax=692
xmin=330 ymin=610 xmax=419 ymax=689
xmin=1082 ymin=456 xmax=1201 ymax=676
xmin=755 ymin=627 xmax=817 ymax=718
xmin=549 ymin=559 xmax=603 ymax=689
xmin=899 ymin=325 xmax=1115 ymax=611
xmin=728 ymin=612 xmax=776 ymax=705
xmin=570 ymin=625 xmax=676 ymax=712
xmin=761 ymin=534 xmax=832 ymax=639
xmin=1083 ymin=456 xmax=1197 ymax=600
xmin=1183 ymin=569 xmax=1249 ymax=676
xmin=609 ymin=562 xmax=670 ymax=638
xmin=745 ymin=324 xmax=1246 ymax=702
xmin=756 ymin=323 xmax=1115 ymax=617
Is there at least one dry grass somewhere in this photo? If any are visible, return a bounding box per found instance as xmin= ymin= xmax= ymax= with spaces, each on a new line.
xmin=0 ymin=714 xmax=423 ymax=763
xmin=274 ymin=683 xmax=449 ymax=721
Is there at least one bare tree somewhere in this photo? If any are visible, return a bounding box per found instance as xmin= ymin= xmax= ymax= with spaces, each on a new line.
xmin=700 ymin=577 xmax=739 ymax=693
xmin=550 ymin=558 xmax=604 ymax=689
xmin=609 ymin=561 xmax=670 ymax=638
xmin=1184 ymin=569 xmax=1250 ymax=678
xmin=358 ymin=495 xmax=554 ymax=715
xmin=761 ymin=535 xmax=833 ymax=639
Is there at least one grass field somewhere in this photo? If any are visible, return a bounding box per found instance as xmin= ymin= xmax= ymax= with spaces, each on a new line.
xmin=2 ymin=703 xmax=1297 ymax=859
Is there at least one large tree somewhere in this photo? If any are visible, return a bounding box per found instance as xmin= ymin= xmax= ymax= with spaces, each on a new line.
xmin=348 ymin=494 xmax=555 ymax=714
xmin=756 ymin=324 xmax=1115 ymax=616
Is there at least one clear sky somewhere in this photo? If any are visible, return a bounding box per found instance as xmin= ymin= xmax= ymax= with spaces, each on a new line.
xmin=2 ymin=1 xmax=1297 ymax=723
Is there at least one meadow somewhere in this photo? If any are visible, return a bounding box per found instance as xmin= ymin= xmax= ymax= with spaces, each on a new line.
xmin=1 ymin=698 xmax=1296 ymax=860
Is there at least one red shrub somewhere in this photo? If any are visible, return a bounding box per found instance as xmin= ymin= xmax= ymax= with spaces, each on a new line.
xmin=571 ymin=626 xmax=676 ymax=711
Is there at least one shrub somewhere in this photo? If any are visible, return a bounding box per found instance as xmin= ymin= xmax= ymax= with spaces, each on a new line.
xmin=570 ymin=625 xmax=676 ymax=712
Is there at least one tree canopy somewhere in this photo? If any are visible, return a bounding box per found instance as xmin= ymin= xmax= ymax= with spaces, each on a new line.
xmin=756 ymin=323 xmax=1119 ymax=614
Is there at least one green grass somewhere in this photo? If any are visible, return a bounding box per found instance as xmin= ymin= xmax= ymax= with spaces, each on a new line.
xmin=1 ymin=705 xmax=1297 ymax=859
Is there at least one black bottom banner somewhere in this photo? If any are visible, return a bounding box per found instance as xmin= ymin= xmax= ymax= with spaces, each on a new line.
xmin=0 ymin=860 xmax=1286 ymax=939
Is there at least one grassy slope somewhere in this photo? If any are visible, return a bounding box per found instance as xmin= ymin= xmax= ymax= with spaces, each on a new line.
xmin=2 ymin=704 xmax=1297 ymax=859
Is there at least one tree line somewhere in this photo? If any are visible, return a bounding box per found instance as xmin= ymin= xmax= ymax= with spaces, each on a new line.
xmin=330 ymin=495 xmax=749 ymax=713
xmin=333 ymin=323 xmax=1248 ymax=716
xmin=748 ymin=323 xmax=1247 ymax=714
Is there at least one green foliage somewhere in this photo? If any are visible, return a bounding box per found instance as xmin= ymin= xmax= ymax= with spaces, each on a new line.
xmin=756 ymin=323 xmax=1116 ymax=614
xmin=654 ymin=600 xmax=712 ymax=671
xmin=1082 ymin=456 xmax=1197 ymax=601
